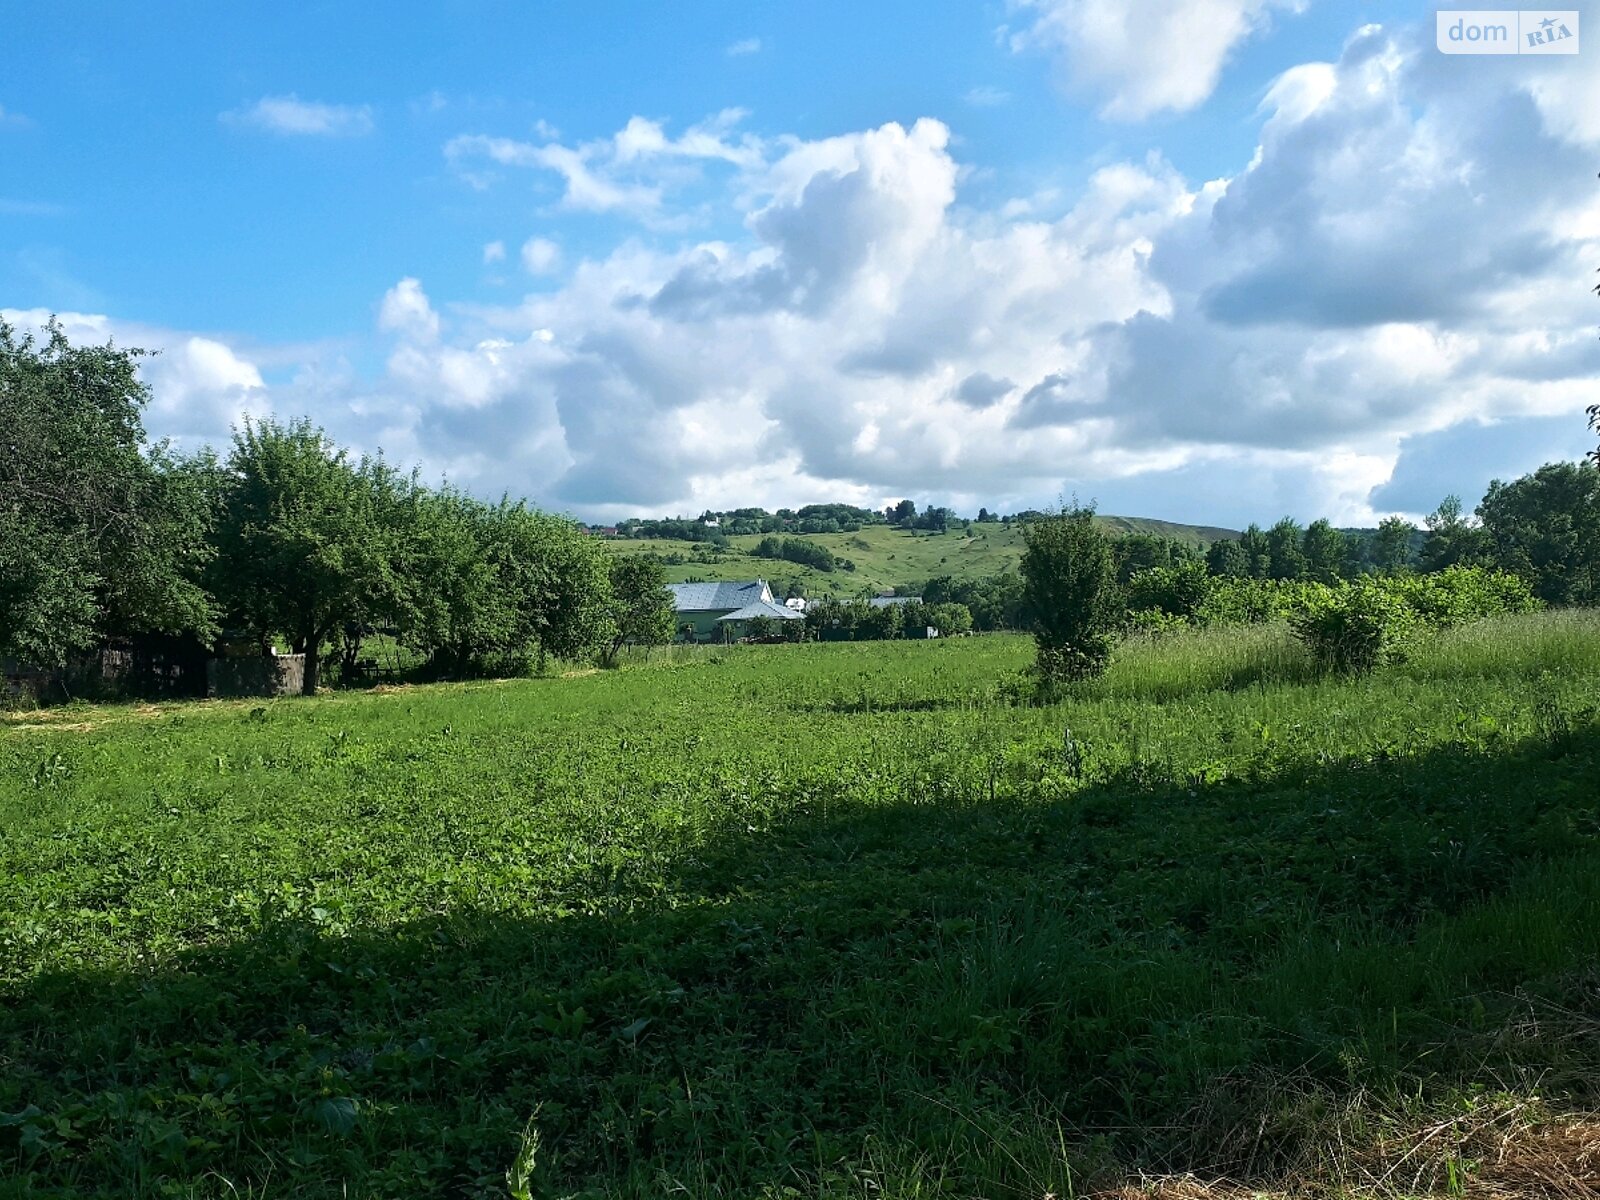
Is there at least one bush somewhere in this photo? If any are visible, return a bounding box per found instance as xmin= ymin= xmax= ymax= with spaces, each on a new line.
xmin=1389 ymin=565 xmax=1540 ymax=629
xmin=1196 ymin=577 xmax=1290 ymax=626
xmin=1123 ymin=607 xmax=1189 ymax=639
xmin=1288 ymin=580 xmax=1419 ymax=674
xmin=1021 ymin=509 xmax=1121 ymax=682
xmin=1125 ymin=561 xmax=1209 ymax=621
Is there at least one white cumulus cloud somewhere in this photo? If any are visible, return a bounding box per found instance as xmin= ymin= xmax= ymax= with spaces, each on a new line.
xmin=377 ymin=278 xmax=439 ymax=342
xmin=1010 ymin=0 xmax=1303 ymax=119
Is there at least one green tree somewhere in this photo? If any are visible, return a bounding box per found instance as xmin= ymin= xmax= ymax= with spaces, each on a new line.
xmin=1020 ymin=507 xmax=1122 ymax=683
xmin=926 ymin=602 xmax=973 ymax=636
xmin=1125 ymin=560 xmax=1209 ymax=620
xmin=602 ymin=555 xmax=674 ymax=665
xmin=1205 ymin=537 xmax=1250 ymax=578
xmin=396 ymin=487 xmax=515 ymax=677
xmin=1301 ymin=518 xmax=1347 ymax=583
xmin=1112 ymin=533 xmax=1194 ymax=583
xmin=481 ymin=502 xmax=616 ymax=666
xmin=1418 ymin=494 xmax=1491 ymax=573
xmin=0 ymin=319 xmax=216 ymax=667
xmin=1266 ymin=517 xmax=1308 ymax=580
xmin=1372 ymin=516 xmax=1417 ymax=572
xmin=1237 ymin=524 xmax=1272 ymax=578
xmin=1477 ymin=461 xmax=1600 ymax=605
xmin=213 ymin=418 xmax=405 ymax=693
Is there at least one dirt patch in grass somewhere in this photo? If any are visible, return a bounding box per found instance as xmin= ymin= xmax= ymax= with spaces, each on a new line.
xmin=1095 ymin=1114 xmax=1600 ymax=1199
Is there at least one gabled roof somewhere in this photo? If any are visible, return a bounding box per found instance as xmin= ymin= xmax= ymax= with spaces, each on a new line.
xmin=717 ymin=599 xmax=805 ymax=622
xmin=668 ymin=579 xmax=771 ymax=612
xmin=868 ymin=595 xmax=922 ymax=608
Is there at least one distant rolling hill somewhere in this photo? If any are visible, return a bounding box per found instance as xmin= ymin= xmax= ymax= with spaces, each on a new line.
xmin=605 ymin=515 xmax=1237 ymax=600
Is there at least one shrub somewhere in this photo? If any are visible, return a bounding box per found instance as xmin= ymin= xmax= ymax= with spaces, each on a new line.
xmin=1196 ymin=577 xmax=1288 ymax=626
xmin=1288 ymin=580 xmax=1419 ymax=674
xmin=1390 ymin=566 xmax=1540 ymax=629
xmin=1020 ymin=509 xmax=1121 ymax=683
xmin=1125 ymin=561 xmax=1209 ymax=621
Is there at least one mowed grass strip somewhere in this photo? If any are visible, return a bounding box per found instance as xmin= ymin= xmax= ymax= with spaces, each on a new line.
xmin=2 ymin=614 xmax=1598 ymax=1198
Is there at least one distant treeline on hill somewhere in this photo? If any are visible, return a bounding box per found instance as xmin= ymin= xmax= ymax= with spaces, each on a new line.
xmin=593 ymin=500 xmax=1017 ymax=541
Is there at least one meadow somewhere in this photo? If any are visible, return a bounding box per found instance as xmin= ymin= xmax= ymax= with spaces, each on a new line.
xmin=3 ymin=614 xmax=1599 ymax=1198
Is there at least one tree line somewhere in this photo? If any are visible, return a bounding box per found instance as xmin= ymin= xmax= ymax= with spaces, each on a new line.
xmin=1 ymin=322 xmax=675 ymax=694
xmin=1201 ymin=472 xmax=1600 ymax=608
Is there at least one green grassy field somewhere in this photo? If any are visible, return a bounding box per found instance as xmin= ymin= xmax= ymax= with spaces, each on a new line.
xmin=604 ymin=515 xmax=1235 ymax=598
xmin=3 ymin=614 xmax=1599 ymax=1198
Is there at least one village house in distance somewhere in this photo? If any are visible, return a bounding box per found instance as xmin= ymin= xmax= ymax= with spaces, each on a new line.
xmin=669 ymin=580 xmax=805 ymax=641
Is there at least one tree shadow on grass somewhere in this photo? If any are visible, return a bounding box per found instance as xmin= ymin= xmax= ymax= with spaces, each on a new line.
xmin=4 ymin=728 xmax=1599 ymax=1199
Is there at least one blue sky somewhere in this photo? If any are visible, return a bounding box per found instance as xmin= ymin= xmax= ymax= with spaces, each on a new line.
xmin=3 ymin=1 xmax=1597 ymax=525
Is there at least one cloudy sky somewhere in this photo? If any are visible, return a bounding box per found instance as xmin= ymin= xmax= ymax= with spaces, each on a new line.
xmin=3 ymin=2 xmax=1597 ymax=526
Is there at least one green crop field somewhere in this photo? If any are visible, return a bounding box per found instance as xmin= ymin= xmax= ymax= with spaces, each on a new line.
xmin=4 ymin=613 xmax=1599 ymax=1198
xmin=603 ymin=515 xmax=1236 ymax=599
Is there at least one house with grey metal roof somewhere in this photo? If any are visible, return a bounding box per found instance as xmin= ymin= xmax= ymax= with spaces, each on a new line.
xmin=668 ymin=580 xmax=803 ymax=641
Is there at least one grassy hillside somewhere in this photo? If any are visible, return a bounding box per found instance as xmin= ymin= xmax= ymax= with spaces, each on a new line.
xmin=4 ymin=612 xmax=1598 ymax=1198
xmin=607 ymin=514 xmax=1237 ymax=598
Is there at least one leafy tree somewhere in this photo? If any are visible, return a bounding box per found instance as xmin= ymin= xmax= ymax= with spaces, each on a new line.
xmin=0 ymin=319 xmax=216 ymax=667
xmin=396 ymin=487 xmax=514 ymax=677
xmin=1020 ymin=507 xmax=1122 ymax=682
xmin=922 ymin=572 xmax=1025 ymax=631
xmin=1477 ymin=461 xmax=1600 ymax=605
xmin=926 ymin=602 xmax=973 ymax=636
xmin=1418 ymin=494 xmax=1491 ymax=573
xmin=887 ymin=499 xmax=917 ymax=526
xmin=213 ymin=418 xmax=405 ymax=693
xmin=1125 ymin=560 xmax=1209 ymax=620
xmin=1237 ymin=524 xmax=1272 ymax=579
xmin=1112 ymin=533 xmax=1195 ymax=583
xmin=1301 ymin=519 xmax=1347 ymax=583
xmin=1205 ymin=537 xmax=1250 ymax=578
xmin=743 ymin=614 xmax=778 ymax=640
xmin=859 ymin=602 xmax=904 ymax=640
xmin=1372 ymin=516 xmax=1417 ymax=572
xmin=482 ymin=502 xmax=616 ymax=666
xmin=1266 ymin=517 xmax=1308 ymax=580
xmin=602 ymin=555 xmax=674 ymax=665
